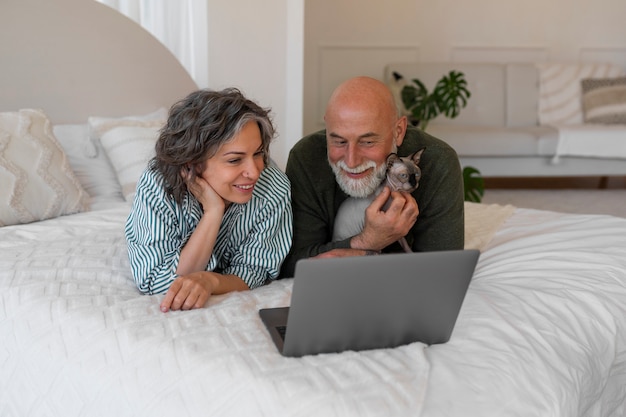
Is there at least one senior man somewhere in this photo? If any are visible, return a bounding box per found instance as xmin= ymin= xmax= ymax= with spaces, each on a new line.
xmin=280 ymin=76 xmax=464 ymax=277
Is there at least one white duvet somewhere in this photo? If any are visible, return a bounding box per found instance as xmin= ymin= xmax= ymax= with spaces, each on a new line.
xmin=1 ymin=204 xmax=625 ymax=417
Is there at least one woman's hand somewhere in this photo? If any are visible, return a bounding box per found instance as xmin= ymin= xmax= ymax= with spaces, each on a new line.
xmin=160 ymin=272 xmax=249 ymax=312
xmin=182 ymin=167 xmax=225 ymax=212
xmin=160 ymin=271 xmax=217 ymax=312
xmin=176 ymin=169 xmax=226 ymax=276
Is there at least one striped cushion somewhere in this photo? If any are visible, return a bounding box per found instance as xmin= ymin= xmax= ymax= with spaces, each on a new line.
xmin=581 ymin=76 xmax=626 ymax=124
xmin=537 ymin=63 xmax=624 ymax=126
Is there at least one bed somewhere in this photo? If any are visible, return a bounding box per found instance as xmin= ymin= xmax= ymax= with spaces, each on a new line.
xmin=2 ymin=1 xmax=626 ymax=416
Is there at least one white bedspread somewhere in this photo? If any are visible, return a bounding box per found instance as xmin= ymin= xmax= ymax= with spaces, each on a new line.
xmin=1 ymin=204 xmax=626 ymax=416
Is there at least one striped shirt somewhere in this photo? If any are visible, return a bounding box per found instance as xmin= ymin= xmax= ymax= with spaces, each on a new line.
xmin=125 ymin=164 xmax=293 ymax=294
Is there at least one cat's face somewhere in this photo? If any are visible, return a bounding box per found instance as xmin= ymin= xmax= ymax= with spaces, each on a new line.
xmin=385 ymin=148 xmax=425 ymax=192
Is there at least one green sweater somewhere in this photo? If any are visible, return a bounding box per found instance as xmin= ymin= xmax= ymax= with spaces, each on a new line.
xmin=280 ymin=126 xmax=465 ymax=278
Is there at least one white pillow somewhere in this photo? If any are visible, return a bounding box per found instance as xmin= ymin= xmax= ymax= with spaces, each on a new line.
xmin=88 ymin=108 xmax=167 ymax=139
xmin=99 ymin=126 xmax=161 ymax=201
xmin=87 ymin=109 xmax=168 ymax=201
xmin=0 ymin=109 xmax=89 ymax=226
xmin=53 ymin=124 xmax=125 ymax=203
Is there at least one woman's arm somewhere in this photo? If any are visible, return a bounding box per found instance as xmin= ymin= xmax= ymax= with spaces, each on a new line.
xmin=125 ymin=169 xmax=188 ymax=294
xmin=159 ymin=271 xmax=249 ymax=312
xmin=176 ymin=169 xmax=226 ymax=275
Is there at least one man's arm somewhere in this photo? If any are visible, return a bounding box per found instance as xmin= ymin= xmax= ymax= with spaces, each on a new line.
xmin=409 ymin=138 xmax=465 ymax=252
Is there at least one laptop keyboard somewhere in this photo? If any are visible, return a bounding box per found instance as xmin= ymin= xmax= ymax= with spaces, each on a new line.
xmin=276 ymin=325 xmax=287 ymax=340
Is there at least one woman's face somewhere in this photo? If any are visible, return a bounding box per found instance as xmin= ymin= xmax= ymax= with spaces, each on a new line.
xmin=200 ymin=120 xmax=265 ymax=206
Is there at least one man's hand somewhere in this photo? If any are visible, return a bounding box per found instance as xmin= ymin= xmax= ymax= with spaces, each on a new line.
xmin=314 ymin=248 xmax=375 ymax=259
xmin=350 ymin=187 xmax=419 ymax=251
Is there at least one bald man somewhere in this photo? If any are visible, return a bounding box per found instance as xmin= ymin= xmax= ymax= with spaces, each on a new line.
xmin=279 ymin=76 xmax=464 ymax=277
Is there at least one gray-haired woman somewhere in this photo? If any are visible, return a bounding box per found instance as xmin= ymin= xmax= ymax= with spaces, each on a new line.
xmin=125 ymin=88 xmax=293 ymax=312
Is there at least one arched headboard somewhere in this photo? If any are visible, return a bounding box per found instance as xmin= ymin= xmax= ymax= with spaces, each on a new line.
xmin=0 ymin=0 xmax=198 ymax=123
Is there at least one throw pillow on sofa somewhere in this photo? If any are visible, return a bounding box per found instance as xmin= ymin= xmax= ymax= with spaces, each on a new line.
xmin=581 ymin=76 xmax=626 ymax=124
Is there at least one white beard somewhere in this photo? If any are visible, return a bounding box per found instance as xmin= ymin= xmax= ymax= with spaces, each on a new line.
xmin=330 ymin=159 xmax=388 ymax=198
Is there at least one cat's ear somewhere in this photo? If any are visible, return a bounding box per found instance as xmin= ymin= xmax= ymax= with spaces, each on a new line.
xmin=386 ymin=153 xmax=399 ymax=168
xmin=411 ymin=147 xmax=426 ymax=165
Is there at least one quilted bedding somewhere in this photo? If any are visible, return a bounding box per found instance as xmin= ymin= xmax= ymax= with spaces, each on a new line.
xmin=1 ymin=203 xmax=626 ymax=417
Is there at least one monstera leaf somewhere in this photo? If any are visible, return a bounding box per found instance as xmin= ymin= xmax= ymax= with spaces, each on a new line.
xmin=401 ymin=70 xmax=471 ymax=130
xmin=463 ymin=166 xmax=485 ymax=203
xmin=401 ymin=78 xmax=438 ymax=127
xmin=433 ymin=70 xmax=471 ymax=119
xmin=399 ymin=69 xmax=482 ymax=202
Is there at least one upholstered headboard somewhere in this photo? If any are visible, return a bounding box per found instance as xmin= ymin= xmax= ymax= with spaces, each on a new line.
xmin=0 ymin=0 xmax=198 ymax=124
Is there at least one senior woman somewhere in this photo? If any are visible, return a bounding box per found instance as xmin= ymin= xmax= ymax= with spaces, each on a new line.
xmin=125 ymin=88 xmax=293 ymax=312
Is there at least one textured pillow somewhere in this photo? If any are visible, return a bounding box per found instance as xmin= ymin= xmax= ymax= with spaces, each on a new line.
xmin=88 ymin=108 xmax=167 ymax=139
xmin=88 ymin=109 xmax=167 ymax=201
xmin=53 ymin=124 xmax=125 ymax=203
xmin=581 ymin=76 xmax=626 ymax=124
xmin=99 ymin=126 xmax=161 ymax=201
xmin=0 ymin=109 xmax=89 ymax=226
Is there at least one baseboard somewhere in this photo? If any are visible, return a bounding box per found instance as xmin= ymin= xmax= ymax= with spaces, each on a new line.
xmin=484 ymin=176 xmax=626 ymax=190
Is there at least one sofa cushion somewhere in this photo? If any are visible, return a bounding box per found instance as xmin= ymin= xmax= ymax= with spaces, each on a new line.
xmin=427 ymin=125 xmax=559 ymax=157
xmin=581 ymin=76 xmax=626 ymax=124
xmin=506 ymin=64 xmax=540 ymax=127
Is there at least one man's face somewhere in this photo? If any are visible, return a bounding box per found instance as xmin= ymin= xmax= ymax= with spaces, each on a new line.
xmin=326 ymin=106 xmax=402 ymax=198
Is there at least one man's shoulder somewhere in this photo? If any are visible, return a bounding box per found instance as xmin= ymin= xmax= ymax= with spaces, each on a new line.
xmin=287 ymin=129 xmax=332 ymax=173
xmin=400 ymin=126 xmax=458 ymax=160
xmin=289 ymin=129 xmax=327 ymax=157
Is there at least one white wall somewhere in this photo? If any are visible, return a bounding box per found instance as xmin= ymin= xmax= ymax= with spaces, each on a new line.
xmin=206 ymin=0 xmax=303 ymax=169
xmin=304 ymin=0 xmax=626 ymax=134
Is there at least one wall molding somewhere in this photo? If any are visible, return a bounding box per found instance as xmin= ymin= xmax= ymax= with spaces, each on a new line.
xmin=579 ymin=47 xmax=626 ymax=70
xmin=450 ymin=46 xmax=550 ymax=63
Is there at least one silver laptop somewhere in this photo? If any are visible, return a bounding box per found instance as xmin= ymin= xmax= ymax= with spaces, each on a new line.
xmin=260 ymin=249 xmax=479 ymax=357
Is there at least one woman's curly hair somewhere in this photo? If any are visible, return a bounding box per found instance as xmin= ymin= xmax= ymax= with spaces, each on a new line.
xmin=152 ymin=88 xmax=275 ymax=203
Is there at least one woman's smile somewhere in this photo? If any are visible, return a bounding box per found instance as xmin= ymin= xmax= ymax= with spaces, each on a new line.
xmin=234 ymin=182 xmax=256 ymax=192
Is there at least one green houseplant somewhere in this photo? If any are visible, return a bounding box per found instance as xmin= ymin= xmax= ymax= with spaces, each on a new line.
xmin=396 ymin=70 xmax=484 ymax=202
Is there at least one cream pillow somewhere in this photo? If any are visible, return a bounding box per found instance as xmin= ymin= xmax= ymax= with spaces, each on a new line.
xmin=53 ymin=124 xmax=125 ymax=203
xmin=99 ymin=125 xmax=161 ymax=201
xmin=0 ymin=109 xmax=89 ymax=226
xmin=88 ymin=109 xmax=167 ymax=201
xmin=88 ymin=108 xmax=167 ymax=139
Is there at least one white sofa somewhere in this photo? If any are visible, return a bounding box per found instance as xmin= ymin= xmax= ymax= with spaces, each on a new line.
xmin=384 ymin=62 xmax=626 ymax=177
